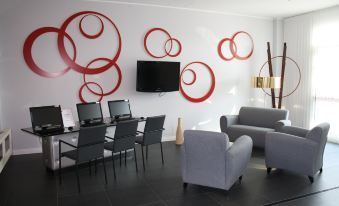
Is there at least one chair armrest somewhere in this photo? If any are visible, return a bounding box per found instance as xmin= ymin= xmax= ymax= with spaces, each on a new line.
xmin=275 ymin=120 xmax=291 ymax=131
xmin=105 ymin=135 xmax=114 ymax=140
xmin=220 ymin=115 xmax=239 ymax=133
xmin=276 ymin=126 xmax=309 ymax=137
xmin=266 ymin=132 xmax=317 ymax=170
xmin=59 ymin=140 xmax=77 ymax=148
xmin=141 ymin=128 xmax=165 ymax=134
xmin=225 ymin=135 xmax=253 ymax=188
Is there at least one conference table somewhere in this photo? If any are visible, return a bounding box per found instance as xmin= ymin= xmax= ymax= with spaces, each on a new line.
xmin=22 ymin=117 xmax=145 ymax=171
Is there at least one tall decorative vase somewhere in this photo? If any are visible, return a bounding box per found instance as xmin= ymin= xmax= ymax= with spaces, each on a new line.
xmin=176 ymin=118 xmax=184 ymax=145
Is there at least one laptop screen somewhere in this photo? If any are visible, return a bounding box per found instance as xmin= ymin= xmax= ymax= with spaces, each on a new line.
xmin=108 ymin=100 xmax=132 ymax=118
xmin=76 ymin=102 xmax=103 ymax=123
xmin=29 ymin=106 xmax=63 ymax=130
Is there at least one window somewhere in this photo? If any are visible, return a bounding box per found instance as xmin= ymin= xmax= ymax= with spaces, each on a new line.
xmin=312 ymin=20 xmax=339 ymax=142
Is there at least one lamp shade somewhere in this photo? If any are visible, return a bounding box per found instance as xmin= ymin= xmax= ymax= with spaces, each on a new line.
xmin=252 ymin=76 xmax=281 ymax=89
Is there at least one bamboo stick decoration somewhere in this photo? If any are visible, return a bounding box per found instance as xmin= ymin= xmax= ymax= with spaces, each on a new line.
xmin=278 ymin=43 xmax=287 ymax=109
xmin=267 ymin=42 xmax=276 ymax=108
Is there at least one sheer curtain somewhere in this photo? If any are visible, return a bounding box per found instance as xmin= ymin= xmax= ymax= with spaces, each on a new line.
xmin=283 ymin=6 xmax=339 ymax=143
xmin=311 ymin=9 xmax=339 ymax=143
xmin=283 ymin=14 xmax=314 ymax=129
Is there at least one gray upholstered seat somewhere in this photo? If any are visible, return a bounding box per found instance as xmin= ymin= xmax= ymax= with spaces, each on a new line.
xmin=220 ymin=106 xmax=290 ymax=148
xmin=227 ymin=125 xmax=274 ymax=147
xmin=181 ymin=130 xmax=253 ymax=191
xmin=265 ymin=123 xmax=330 ymax=183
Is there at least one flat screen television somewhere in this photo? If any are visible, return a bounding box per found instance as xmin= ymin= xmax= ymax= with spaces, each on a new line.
xmin=136 ymin=61 xmax=180 ymax=92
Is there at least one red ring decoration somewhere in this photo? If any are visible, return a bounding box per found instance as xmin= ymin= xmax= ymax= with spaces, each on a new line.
xmin=58 ymin=11 xmax=122 ymax=75
xmin=144 ymin=28 xmax=182 ymax=58
xmin=230 ymin=31 xmax=254 ymax=60
xmin=83 ymin=58 xmax=122 ymax=96
xmin=182 ymin=69 xmax=196 ymax=85
xmin=259 ymin=56 xmax=301 ymax=98
xmin=180 ymin=62 xmax=215 ymax=103
xmin=218 ymin=31 xmax=254 ymax=61
xmin=79 ymin=82 xmax=104 ymax=103
xmin=164 ymin=38 xmax=182 ymax=57
xmin=23 ymin=27 xmax=76 ymax=78
xmin=144 ymin=28 xmax=172 ymax=58
xmin=217 ymin=38 xmax=237 ymax=61
xmin=79 ymin=14 xmax=104 ymax=39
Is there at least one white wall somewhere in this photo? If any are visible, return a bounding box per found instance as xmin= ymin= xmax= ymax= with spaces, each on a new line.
xmin=0 ymin=0 xmax=273 ymax=154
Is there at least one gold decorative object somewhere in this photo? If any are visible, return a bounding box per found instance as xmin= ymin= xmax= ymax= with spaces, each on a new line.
xmin=252 ymin=77 xmax=281 ymax=89
xmin=176 ymin=118 xmax=184 ymax=145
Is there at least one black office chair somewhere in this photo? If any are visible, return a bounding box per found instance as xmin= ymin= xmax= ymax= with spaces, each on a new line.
xmin=59 ymin=124 xmax=108 ymax=192
xmin=104 ymin=119 xmax=139 ymax=179
xmin=135 ymin=115 xmax=166 ymax=170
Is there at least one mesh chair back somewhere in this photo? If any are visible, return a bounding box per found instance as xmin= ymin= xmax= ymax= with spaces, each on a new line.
xmin=77 ymin=124 xmax=107 ymax=163
xmin=143 ymin=115 xmax=165 ymax=145
xmin=113 ymin=120 xmax=139 ymax=152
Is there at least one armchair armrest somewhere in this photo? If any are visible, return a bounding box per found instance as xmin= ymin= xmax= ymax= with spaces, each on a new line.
xmin=220 ymin=115 xmax=239 ymax=133
xmin=265 ymin=132 xmax=317 ymax=173
xmin=276 ymin=126 xmax=309 ymax=138
xmin=275 ymin=120 xmax=291 ymax=132
xmin=225 ymin=135 xmax=253 ymax=187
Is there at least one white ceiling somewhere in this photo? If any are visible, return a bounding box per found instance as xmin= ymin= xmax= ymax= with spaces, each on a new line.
xmin=92 ymin=0 xmax=339 ymax=19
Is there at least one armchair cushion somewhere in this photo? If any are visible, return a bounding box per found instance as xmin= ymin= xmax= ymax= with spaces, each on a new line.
xmin=227 ymin=125 xmax=274 ymax=147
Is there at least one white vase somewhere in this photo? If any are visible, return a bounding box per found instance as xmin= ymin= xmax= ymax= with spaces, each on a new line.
xmin=176 ymin=118 xmax=184 ymax=145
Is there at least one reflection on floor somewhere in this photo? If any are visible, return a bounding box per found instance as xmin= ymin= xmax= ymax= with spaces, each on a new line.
xmin=1 ymin=141 xmax=339 ymax=206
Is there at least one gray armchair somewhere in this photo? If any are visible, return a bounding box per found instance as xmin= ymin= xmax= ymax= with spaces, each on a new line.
xmin=220 ymin=107 xmax=290 ymax=148
xmin=181 ymin=130 xmax=253 ymax=191
xmin=265 ymin=123 xmax=330 ymax=183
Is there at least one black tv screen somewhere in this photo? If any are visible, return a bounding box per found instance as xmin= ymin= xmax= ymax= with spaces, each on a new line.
xmin=137 ymin=61 xmax=180 ymax=92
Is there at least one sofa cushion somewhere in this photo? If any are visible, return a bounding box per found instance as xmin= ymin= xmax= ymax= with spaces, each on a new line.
xmin=226 ymin=125 xmax=274 ymax=148
xmin=238 ymin=107 xmax=289 ymax=129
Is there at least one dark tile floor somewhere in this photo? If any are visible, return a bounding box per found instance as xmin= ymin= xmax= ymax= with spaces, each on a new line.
xmin=1 ymin=141 xmax=339 ymax=206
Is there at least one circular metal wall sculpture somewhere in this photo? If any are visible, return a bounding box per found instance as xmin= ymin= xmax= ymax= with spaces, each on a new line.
xmin=259 ymin=55 xmax=301 ymax=98
xmin=218 ymin=31 xmax=254 ymax=61
xmin=144 ymin=27 xmax=182 ymax=58
xmin=23 ymin=11 xmax=122 ymax=103
xmin=180 ymin=61 xmax=215 ymax=103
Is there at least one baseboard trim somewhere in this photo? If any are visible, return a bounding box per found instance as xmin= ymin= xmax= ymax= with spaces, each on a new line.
xmin=162 ymin=135 xmax=176 ymax=142
xmin=13 ymin=147 xmax=42 ymax=155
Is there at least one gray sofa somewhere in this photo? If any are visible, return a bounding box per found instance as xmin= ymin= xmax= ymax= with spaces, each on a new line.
xmin=181 ymin=130 xmax=253 ymax=191
xmin=266 ymin=123 xmax=330 ymax=183
xmin=220 ymin=107 xmax=290 ymax=148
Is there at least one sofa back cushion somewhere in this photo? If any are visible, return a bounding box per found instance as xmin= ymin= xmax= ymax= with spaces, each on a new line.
xmin=238 ymin=107 xmax=289 ymax=129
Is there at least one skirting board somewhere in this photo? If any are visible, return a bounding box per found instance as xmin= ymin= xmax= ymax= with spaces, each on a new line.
xmin=13 ymin=135 xmax=176 ymax=155
xmin=13 ymin=147 xmax=42 ymax=155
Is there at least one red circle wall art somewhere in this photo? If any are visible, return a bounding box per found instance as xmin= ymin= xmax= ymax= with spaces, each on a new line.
xmin=218 ymin=31 xmax=254 ymax=61
xmin=144 ymin=28 xmax=182 ymax=58
xmin=23 ymin=11 xmax=122 ymax=103
xmin=180 ymin=62 xmax=216 ymax=103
